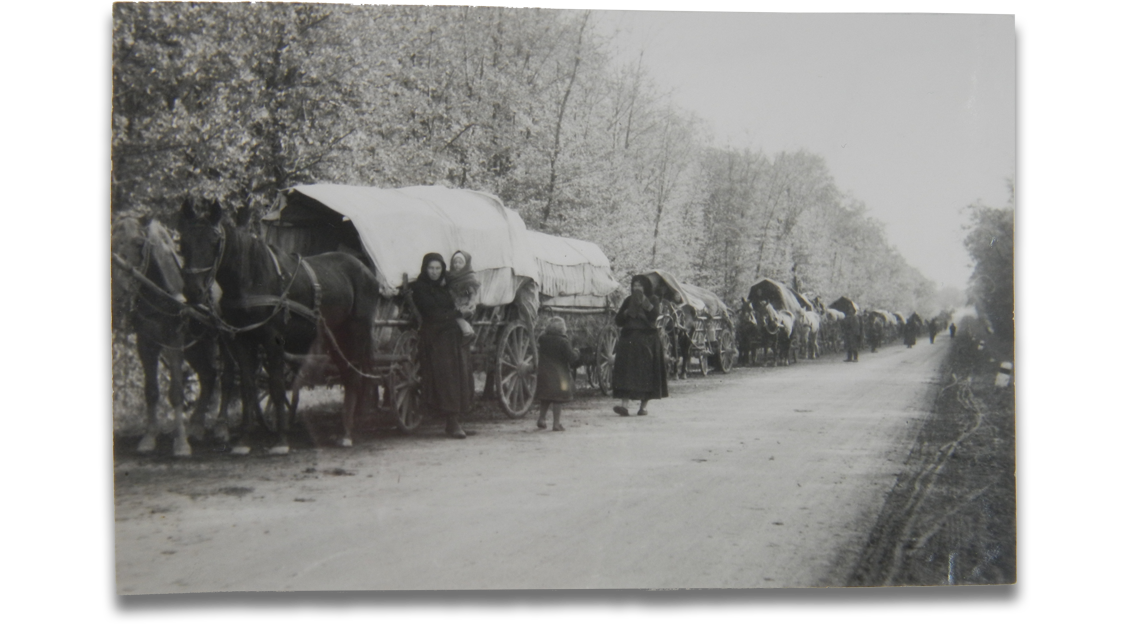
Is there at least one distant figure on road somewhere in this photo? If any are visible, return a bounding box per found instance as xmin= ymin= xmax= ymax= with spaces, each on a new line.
xmin=949 ymin=323 xmax=957 ymax=339
xmin=535 ymin=316 xmax=580 ymax=432
xmin=843 ymin=312 xmax=864 ymax=362
xmin=612 ymin=274 xmax=669 ymax=416
xmin=904 ymin=317 xmax=919 ymax=348
xmin=928 ymin=319 xmax=939 ymax=344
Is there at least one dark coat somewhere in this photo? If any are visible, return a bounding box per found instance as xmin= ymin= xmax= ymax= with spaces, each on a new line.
xmin=536 ymin=332 xmax=580 ymax=402
xmin=904 ymin=321 xmax=919 ymax=346
xmin=611 ymin=295 xmax=669 ymax=401
xmin=410 ymin=278 xmax=473 ymax=415
xmin=842 ymin=313 xmax=864 ymax=351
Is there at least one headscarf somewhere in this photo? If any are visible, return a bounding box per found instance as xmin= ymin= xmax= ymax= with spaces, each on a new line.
xmin=627 ymin=274 xmax=655 ymax=315
xmin=418 ymin=252 xmax=446 ymax=286
xmin=545 ymin=316 xmax=567 ymax=336
xmin=629 ymin=274 xmax=654 ymax=297
xmin=445 ymin=250 xmax=481 ymax=297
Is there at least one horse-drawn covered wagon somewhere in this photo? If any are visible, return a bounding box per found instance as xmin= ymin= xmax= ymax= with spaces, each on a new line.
xmin=865 ymin=309 xmax=897 ymax=351
xmin=257 ymin=184 xmax=544 ymax=433
xmin=745 ymin=278 xmax=816 ymax=366
xmin=633 ymin=271 xmax=738 ymax=378
xmin=526 ymin=230 xmax=622 ymax=394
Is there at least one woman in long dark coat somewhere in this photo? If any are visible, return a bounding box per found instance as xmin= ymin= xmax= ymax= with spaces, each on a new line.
xmin=409 ymin=253 xmax=474 ymax=438
xmin=843 ymin=312 xmax=864 ymax=362
xmin=611 ymin=274 xmax=669 ymax=416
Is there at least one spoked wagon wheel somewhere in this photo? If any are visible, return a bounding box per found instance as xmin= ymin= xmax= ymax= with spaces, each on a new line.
xmin=595 ymin=324 xmax=618 ymax=396
xmin=389 ymin=330 xmax=423 ymax=433
xmin=717 ymin=329 xmax=737 ymax=374
xmin=497 ymin=322 xmax=538 ymax=418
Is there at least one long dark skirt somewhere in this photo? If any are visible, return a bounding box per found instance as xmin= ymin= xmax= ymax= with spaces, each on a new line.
xmin=419 ymin=323 xmax=473 ymax=415
xmin=612 ymin=328 xmax=669 ymax=401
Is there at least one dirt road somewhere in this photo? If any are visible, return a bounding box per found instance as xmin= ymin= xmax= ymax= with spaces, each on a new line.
xmin=114 ymin=337 xmax=948 ymax=593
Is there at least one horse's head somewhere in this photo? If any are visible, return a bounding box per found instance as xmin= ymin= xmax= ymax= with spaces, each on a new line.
xmin=177 ymin=197 xmax=227 ymax=305
xmin=111 ymin=216 xmax=147 ymax=330
xmin=143 ymin=220 xmax=184 ymax=299
xmin=755 ymin=301 xmax=780 ymax=335
xmin=737 ymin=298 xmax=758 ymax=327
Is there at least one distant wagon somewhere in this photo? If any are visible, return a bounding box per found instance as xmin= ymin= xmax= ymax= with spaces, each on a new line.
xmin=262 ymin=184 xmax=543 ymax=427
xmin=634 ymin=270 xmax=738 ymax=378
xmin=526 ymin=230 xmax=622 ymax=394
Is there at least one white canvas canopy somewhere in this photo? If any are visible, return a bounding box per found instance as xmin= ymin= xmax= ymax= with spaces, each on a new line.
xmin=277 ymin=185 xmax=539 ymax=307
xmin=677 ymin=282 xmax=732 ymax=320
xmin=526 ymin=231 xmax=619 ymax=307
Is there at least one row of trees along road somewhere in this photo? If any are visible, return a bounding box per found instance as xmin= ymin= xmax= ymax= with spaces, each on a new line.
xmin=113 ymin=4 xmax=947 ymax=314
xmin=963 ymin=183 xmax=1015 ymax=342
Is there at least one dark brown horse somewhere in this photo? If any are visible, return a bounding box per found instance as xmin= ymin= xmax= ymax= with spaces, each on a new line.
xmin=112 ymin=217 xmax=235 ymax=457
xmin=178 ymin=199 xmax=380 ymax=455
xmin=736 ymin=298 xmax=763 ymax=366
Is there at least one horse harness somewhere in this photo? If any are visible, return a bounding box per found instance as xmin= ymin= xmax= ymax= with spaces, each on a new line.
xmin=228 ymin=255 xmax=323 ymax=333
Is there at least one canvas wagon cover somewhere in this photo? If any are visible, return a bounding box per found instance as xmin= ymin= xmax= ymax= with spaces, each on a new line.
xmin=277 ymin=185 xmax=539 ymax=307
xmin=829 ymin=297 xmax=859 ymax=316
xmin=677 ymin=282 xmax=732 ymax=320
xmin=638 ymin=270 xmax=698 ymax=310
xmin=527 ymin=231 xmax=619 ymax=305
xmin=747 ymin=278 xmax=814 ymax=314
xmin=871 ymin=309 xmax=896 ymax=324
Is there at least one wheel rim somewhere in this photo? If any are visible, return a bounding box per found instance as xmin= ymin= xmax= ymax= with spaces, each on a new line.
xmin=718 ymin=330 xmax=736 ymax=373
xmin=596 ymin=326 xmax=617 ymax=396
xmin=391 ymin=331 xmax=422 ymax=432
xmin=498 ymin=323 xmax=537 ymax=418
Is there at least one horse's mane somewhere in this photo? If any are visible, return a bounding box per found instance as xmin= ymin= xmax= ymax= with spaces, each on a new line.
xmin=145 ymin=220 xmax=184 ymax=296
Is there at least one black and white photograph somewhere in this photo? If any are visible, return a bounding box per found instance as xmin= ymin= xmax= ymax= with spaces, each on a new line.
xmin=106 ymin=2 xmax=1019 ymax=594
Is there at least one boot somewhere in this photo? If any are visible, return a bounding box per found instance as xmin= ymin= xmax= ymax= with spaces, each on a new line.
xmin=445 ymin=416 xmax=467 ymax=439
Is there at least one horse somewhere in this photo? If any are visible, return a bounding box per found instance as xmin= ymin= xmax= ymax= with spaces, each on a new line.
xmin=736 ymin=298 xmax=762 ymax=366
xmin=112 ymin=217 xmax=235 ymax=457
xmin=753 ymin=301 xmax=795 ymax=366
xmin=821 ymin=307 xmax=846 ymax=354
xmin=177 ymin=199 xmax=380 ymax=455
xmin=796 ymin=309 xmax=821 ymax=359
xmin=656 ymin=301 xmax=690 ymax=379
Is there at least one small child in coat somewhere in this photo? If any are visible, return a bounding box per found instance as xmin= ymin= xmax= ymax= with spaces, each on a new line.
xmin=535 ymin=316 xmax=580 ymax=431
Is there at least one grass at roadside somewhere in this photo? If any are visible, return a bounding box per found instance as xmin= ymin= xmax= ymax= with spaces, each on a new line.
xmin=847 ymin=316 xmax=1015 ymax=586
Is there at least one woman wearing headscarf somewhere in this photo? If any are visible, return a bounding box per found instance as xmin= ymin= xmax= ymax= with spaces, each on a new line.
xmin=611 ymin=274 xmax=669 ymax=416
xmin=408 ymin=253 xmax=474 ymax=438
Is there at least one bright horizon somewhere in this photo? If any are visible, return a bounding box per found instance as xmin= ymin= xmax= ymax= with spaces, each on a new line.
xmin=596 ymin=11 xmax=1015 ymax=291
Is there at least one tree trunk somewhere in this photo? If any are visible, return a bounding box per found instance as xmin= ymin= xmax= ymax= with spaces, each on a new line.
xmin=542 ymin=12 xmax=589 ymax=226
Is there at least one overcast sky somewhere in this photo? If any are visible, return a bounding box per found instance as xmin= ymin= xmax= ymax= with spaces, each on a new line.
xmin=594 ymin=11 xmax=1015 ymax=290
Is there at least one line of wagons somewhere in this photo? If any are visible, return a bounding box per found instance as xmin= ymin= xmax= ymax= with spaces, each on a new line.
xmin=114 ymin=184 xmax=932 ymax=457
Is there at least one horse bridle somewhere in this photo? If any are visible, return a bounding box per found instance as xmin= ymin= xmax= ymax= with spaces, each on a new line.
xmin=183 ymin=223 xmax=226 ymax=300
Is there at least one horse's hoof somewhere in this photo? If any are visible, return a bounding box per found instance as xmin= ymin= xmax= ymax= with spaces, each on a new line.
xmin=338 ymin=437 xmax=353 ymax=448
xmin=231 ymin=445 xmax=251 ymax=456
xmin=268 ymin=445 xmax=290 ymax=456
xmin=137 ymin=435 xmax=156 ymax=454
xmin=173 ymin=441 xmax=192 ymax=458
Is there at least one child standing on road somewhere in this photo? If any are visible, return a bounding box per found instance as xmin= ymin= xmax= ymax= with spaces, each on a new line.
xmin=535 ymin=316 xmax=580 ymax=431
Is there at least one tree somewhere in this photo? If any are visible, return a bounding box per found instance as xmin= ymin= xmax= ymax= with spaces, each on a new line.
xmin=963 ymin=181 xmax=1015 ymax=339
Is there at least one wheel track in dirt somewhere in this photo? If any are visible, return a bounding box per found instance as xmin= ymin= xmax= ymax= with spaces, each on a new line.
xmin=847 ymin=351 xmax=1006 ymax=586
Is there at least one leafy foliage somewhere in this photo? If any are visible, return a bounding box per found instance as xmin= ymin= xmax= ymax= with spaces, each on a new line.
xmin=112 ymin=4 xmax=948 ymax=315
xmin=963 ymin=183 xmax=1015 ymax=340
